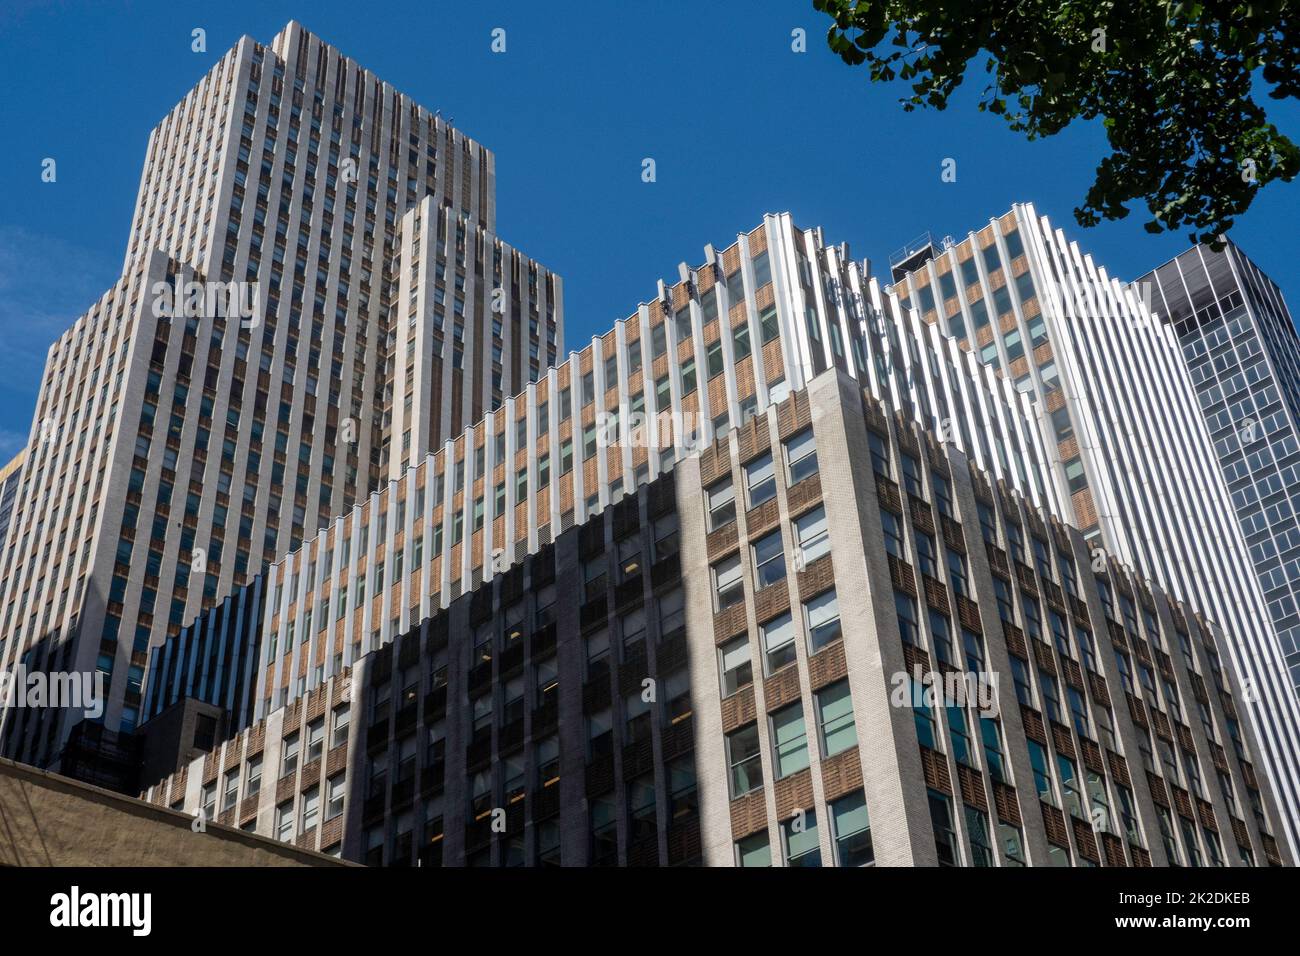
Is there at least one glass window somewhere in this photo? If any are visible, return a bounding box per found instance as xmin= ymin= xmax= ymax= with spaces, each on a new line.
xmin=795 ymin=506 xmax=830 ymax=566
xmin=948 ymin=705 xmax=973 ymax=766
xmin=916 ymin=531 xmax=938 ymax=577
xmin=817 ymin=680 xmax=857 ymax=757
xmin=981 ymin=717 xmax=1006 ymax=783
xmin=966 ymin=806 xmax=995 ymax=866
xmin=831 ymin=791 xmax=874 ymax=866
xmin=928 ymin=790 xmax=958 ymax=865
xmin=719 ymin=636 xmax=754 ymax=696
xmin=901 ymin=453 xmax=922 ymax=496
xmin=785 ymin=429 xmax=818 ymax=485
xmin=761 ymin=612 xmax=797 ymax=674
xmin=895 ymin=591 xmax=919 ymax=645
xmin=805 ymin=589 xmax=842 ymax=651
xmin=713 ymin=554 xmax=744 ymax=610
xmin=868 ymin=431 xmax=890 ymax=474
xmin=736 ymin=831 xmax=771 ymax=867
xmin=726 ymin=724 xmax=763 ymax=797
xmin=770 ymin=704 xmax=810 ymax=778
xmin=1028 ymin=739 xmax=1055 ymax=805
xmin=933 ymin=474 xmax=953 ymax=517
xmin=783 ymin=811 xmax=821 ymax=867
xmin=881 ymin=508 xmax=905 ymax=557
xmin=707 ymin=478 xmax=736 ymax=530
xmin=752 ymin=530 xmax=786 ymax=589
xmin=281 ymin=732 xmax=300 ymax=777
xmin=306 ymin=717 xmax=325 ymax=763
xmin=1000 ymin=823 xmax=1027 ymax=866
xmin=745 ymin=453 xmax=777 ymax=508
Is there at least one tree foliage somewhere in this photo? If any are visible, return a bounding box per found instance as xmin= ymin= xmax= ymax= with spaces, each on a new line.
xmin=813 ymin=0 xmax=1300 ymax=244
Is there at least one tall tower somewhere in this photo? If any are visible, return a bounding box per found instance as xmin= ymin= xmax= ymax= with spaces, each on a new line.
xmin=890 ymin=204 xmax=1300 ymax=853
xmin=1139 ymin=242 xmax=1300 ymax=692
xmin=0 ymin=22 xmax=560 ymax=769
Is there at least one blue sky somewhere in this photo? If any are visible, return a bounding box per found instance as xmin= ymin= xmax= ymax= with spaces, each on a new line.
xmin=1 ymin=0 xmax=1297 ymax=461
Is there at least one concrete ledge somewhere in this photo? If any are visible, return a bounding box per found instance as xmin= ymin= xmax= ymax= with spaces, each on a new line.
xmin=0 ymin=758 xmax=354 ymax=867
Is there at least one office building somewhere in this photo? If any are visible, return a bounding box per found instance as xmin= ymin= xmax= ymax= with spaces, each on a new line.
xmin=140 ymin=370 xmax=1290 ymax=866
xmin=890 ymin=205 xmax=1300 ymax=853
xmin=0 ymin=21 xmax=559 ymax=768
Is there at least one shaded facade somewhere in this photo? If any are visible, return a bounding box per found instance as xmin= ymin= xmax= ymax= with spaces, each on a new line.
xmin=142 ymin=372 xmax=1289 ymax=867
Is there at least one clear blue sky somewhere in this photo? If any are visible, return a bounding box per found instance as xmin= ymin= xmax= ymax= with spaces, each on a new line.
xmin=1 ymin=0 xmax=1297 ymax=461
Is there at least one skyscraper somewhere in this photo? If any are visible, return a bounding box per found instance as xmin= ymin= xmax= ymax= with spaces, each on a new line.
xmin=890 ymin=204 xmax=1300 ymax=853
xmin=139 ymin=368 xmax=1290 ymax=867
xmin=0 ymin=22 xmax=560 ymax=767
xmin=3 ymin=20 xmax=1295 ymax=869
xmin=1140 ymin=241 xmax=1300 ymax=691
xmin=0 ymin=450 xmax=24 ymax=559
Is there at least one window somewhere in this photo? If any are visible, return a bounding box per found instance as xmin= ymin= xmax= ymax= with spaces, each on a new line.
xmin=817 ymin=680 xmax=857 ymax=757
xmin=881 ymin=508 xmax=905 ymax=557
xmin=302 ymin=718 xmax=324 ymax=764
xmin=933 ymin=474 xmax=954 ymax=517
xmin=792 ymin=506 xmax=830 ymax=568
xmin=928 ymin=790 xmax=958 ymax=865
xmin=783 ymin=811 xmax=821 ymax=867
xmin=326 ymin=773 xmax=346 ymax=820
xmin=712 ymin=554 xmax=744 ymax=610
xmin=830 ymin=791 xmax=874 ymax=866
xmin=911 ymin=677 xmax=936 ymax=748
xmin=752 ymin=530 xmax=786 ymax=589
xmin=962 ymin=629 xmax=985 ymax=673
xmin=718 ymin=636 xmax=753 ymax=696
xmin=966 ymin=807 xmax=995 ymax=866
xmin=281 ymin=732 xmax=300 ymax=778
xmin=761 ymin=612 xmax=797 ymax=674
xmin=745 ymin=453 xmax=777 ymax=508
xmin=1028 ymin=739 xmax=1055 ymax=804
xmin=805 ymin=589 xmax=842 ymax=651
xmin=245 ymin=756 xmax=262 ymax=798
xmin=929 ymin=610 xmax=955 ymax=665
xmin=706 ymin=478 xmax=736 ymax=530
xmin=785 ymin=429 xmax=818 ymax=484
xmin=1068 ymin=686 xmax=1091 ymax=738
xmin=1040 ymin=671 xmax=1062 ymax=723
xmin=868 ymin=431 xmax=890 ymax=474
xmin=770 ymin=704 xmax=810 ymax=778
xmin=276 ymin=800 xmax=294 ymax=842
xmin=901 ymin=453 xmax=923 ymax=496
xmin=736 ymin=831 xmax=771 ymax=867
xmin=1010 ymin=656 xmax=1034 ymax=706
xmin=727 ymin=724 xmax=763 ymax=797
xmin=301 ymin=786 xmax=320 ymax=834
xmin=332 ymin=697 xmax=353 ymax=749
xmin=946 ymin=548 xmax=968 ymax=597
xmin=1000 ymin=823 xmax=1027 ymax=866
xmin=948 ymin=705 xmax=973 ymax=765
xmin=895 ymin=591 xmax=919 ymax=644
xmin=916 ymin=531 xmax=938 ymax=577
xmin=979 ymin=717 xmax=1005 ymax=782
xmin=222 ymin=769 xmax=240 ymax=811
xmin=1086 ymin=769 xmax=1112 ymax=834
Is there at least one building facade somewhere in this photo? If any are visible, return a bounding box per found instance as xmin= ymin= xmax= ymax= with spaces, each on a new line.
xmin=138 ymin=212 xmax=1060 ymax=739
xmin=141 ymin=371 xmax=1290 ymax=867
xmin=890 ymin=205 xmax=1300 ymax=854
xmin=0 ymin=22 xmax=559 ymax=766
xmin=0 ymin=450 xmax=23 ymax=560
xmin=1140 ymin=242 xmax=1300 ymax=693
